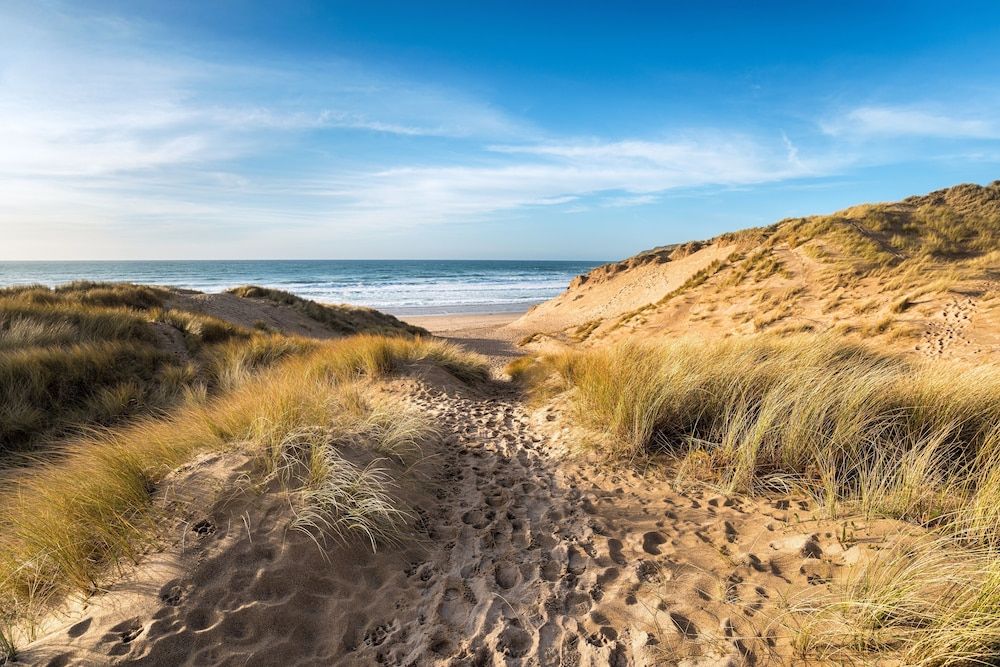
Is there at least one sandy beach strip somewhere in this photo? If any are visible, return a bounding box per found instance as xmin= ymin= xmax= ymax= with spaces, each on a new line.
xmin=401 ymin=311 xmax=527 ymax=372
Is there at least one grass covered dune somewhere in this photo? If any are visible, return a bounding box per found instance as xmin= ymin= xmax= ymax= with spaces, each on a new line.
xmin=0 ymin=285 xmax=489 ymax=656
xmin=513 ymin=334 xmax=1000 ymax=663
xmin=0 ymin=281 xmax=433 ymax=457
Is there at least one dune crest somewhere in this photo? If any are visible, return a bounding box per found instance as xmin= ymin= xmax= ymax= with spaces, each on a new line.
xmin=515 ymin=181 xmax=1000 ymax=362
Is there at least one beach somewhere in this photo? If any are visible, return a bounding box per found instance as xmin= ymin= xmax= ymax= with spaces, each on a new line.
xmin=0 ymin=260 xmax=601 ymax=316
xmin=402 ymin=312 xmax=525 ymax=371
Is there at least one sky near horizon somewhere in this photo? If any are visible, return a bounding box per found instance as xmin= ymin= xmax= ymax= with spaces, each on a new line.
xmin=2 ymin=2 xmax=1000 ymax=261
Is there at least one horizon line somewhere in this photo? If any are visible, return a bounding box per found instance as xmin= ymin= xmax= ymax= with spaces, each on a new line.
xmin=0 ymin=257 xmax=612 ymax=263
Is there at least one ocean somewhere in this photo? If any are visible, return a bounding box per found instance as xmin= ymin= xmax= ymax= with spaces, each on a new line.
xmin=0 ymin=260 xmax=605 ymax=315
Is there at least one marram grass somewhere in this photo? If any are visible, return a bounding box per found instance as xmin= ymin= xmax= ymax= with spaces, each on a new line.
xmin=515 ymin=334 xmax=1000 ymax=525
xmin=512 ymin=332 xmax=1000 ymax=664
xmin=0 ymin=334 xmax=486 ymax=645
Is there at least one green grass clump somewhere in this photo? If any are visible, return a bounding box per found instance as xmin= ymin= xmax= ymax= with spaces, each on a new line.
xmin=0 ymin=341 xmax=172 ymax=446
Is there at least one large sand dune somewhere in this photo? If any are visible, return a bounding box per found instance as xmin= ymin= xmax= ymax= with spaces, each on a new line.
xmin=513 ymin=181 xmax=1000 ymax=363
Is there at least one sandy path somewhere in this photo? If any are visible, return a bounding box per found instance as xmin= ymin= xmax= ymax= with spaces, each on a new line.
xmin=367 ymin=319 xmax=852 ymax=665
xmin=22 ymin=318 xmax=865 ymax=666
xmin=362 ymin=377 xmax=852 ymax=665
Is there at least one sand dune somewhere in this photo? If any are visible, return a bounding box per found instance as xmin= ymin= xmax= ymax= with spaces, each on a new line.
xmin=514 ymin=181 xmax=1000 ymax=364
xmin=20 ymin=363 xmax=906 ymax=666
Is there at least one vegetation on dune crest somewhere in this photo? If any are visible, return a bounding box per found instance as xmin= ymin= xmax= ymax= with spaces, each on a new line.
xmin=0 ymin=334 xmax=488 ymax=642
xmin=0 ymin=282 xmax=431 ymax=457
xmin=720 ymin=181 xmax=1000 ymax=277
xmin=566 ymin=181 xmax=1000 ymax=346
xmin=511 ymin=333 xmax=1000 ymax=663
xmin=227 ymin=285 xmax=428 ymax=337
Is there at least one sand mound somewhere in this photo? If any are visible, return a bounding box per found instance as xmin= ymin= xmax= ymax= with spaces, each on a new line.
xmin=512 ymin=242 xmax=736 ymax=335
xmin=512 ymin=181 xmax=1000 ymax=363
xmin=166 ymin=289 xmax=423 ymax=340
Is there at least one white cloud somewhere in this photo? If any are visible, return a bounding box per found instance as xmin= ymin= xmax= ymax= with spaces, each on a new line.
xmin=317 ymin=135 xmax=822 ymax=227
xmin=0 ymin=4 xmax=532 ymax=183
xmin=0 ymin=3 xmax=846 ymax=259
xmin=822 ymin=105 xmax=999 ymax=139
xmin=603 ymin=194 xmax=659 ymax=207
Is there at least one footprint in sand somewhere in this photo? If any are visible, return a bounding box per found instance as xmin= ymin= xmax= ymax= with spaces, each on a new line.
xmin=641 ymin=531 xmax=667 ymax=555
xmin=159 ymin=581 xmax=185 ymax=607
xmin=461 ymin=509 xmax=493 ymax=529
xmin=494 ymin=562 xmax=520 ymax=589
xmin=540 ymin=558 xmax=561 ymax=581
xmin=66 ymin=618 xmax=92 ymax=639
xmin=607 ymin=538 xmax=628 ymax=565
xmin=669 ymin=612 xmax=699 ymax=640
xmin=497 ymin=624 xmax=532 ymax=658
xmin=567 ymin=546 xmax=588 ymax=575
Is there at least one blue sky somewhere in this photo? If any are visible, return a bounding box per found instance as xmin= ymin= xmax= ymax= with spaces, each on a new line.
xmin=2 ymin=1 xmax=1000 ymax=260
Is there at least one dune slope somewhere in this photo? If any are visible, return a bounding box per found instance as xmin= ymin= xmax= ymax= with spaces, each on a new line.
xmin=515 ymin=181 xmax=1000 ymax=361
xmin=0 ymin=282 xmax=423 ymax=457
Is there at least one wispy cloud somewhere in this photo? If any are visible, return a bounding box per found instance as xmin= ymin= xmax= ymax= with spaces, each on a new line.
xmin=0 ymin=5 xmax=531 ymax=183
xmin=8 ymin=3 xmax=993 ymax=260
xmin=822 ymin=105 xmax=1000 ymax=140
xmin=0 ymin=0 xmax=828 ymax=251
xmin=603 ymin=194 xmax=659 ymax=207
xmin=317 ymin=134 xmax=825 ymax=227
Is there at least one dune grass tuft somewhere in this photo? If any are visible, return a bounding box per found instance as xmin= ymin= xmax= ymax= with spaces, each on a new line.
xmin=518 ymin=332 xmax=1000 ymax=664
xmin=521 ymin=334 xmax=1000 ymax=529
xmin=793 ymin=535 xmax=1000 ymax=665
xmin=0 ymin=334 xmax=481 ymax=634
xmin=543 ymin=336 xmax=998 ymax=516
xmin=305 ymin=333 xmax=491 ymax=385
xmin=227 ymin=285 xmax=428 ymax=336
xmin=0 ymin=284 xmax=283 ymax=454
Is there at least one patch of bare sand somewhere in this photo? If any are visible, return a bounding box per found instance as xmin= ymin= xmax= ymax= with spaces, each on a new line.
xmin=166 ymin=291 xmax=341 ymax=339
xmin=403 ymin=313 xmax=527 ymax=376
xmin=512 ymin=243 xmax=737 ymax=336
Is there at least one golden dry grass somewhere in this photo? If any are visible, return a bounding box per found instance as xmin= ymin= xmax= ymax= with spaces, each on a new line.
xmin=520 ymin=335 xmax=1000 ymax=520
xmin=0 ymin=282 xmax=430 ymax=456
xmin=0 ymin=334 xmax=487 ymax=644
xmin=513 ymin=332 xmax=1000 ymax=663
xmin=792 ymin=535 xmax=1000 ymax=665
